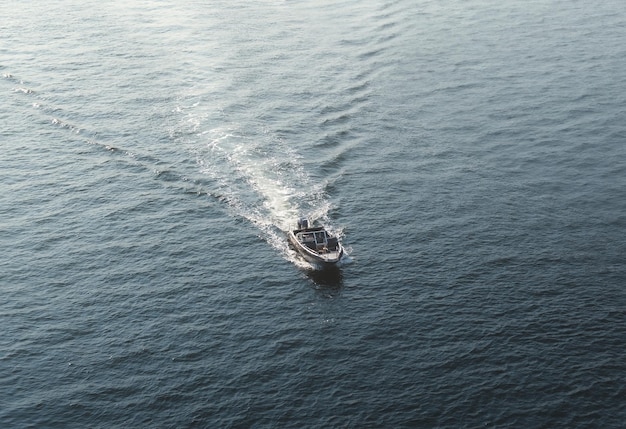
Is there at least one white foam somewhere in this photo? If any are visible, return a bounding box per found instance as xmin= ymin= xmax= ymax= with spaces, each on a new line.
xmin=173 ymin=102 xmax=343 ymax=266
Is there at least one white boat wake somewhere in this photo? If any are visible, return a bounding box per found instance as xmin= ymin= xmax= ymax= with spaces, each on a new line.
xmin=172 ymin=102 xmax=347 ymax=268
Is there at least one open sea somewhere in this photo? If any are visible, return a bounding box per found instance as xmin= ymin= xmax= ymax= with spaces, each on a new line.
xmin=2 ymin=1 xmax=625 ymax=427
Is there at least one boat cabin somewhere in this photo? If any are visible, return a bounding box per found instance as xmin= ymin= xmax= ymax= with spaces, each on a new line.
xmin=295 ymin=228 xmax=339 ymax=253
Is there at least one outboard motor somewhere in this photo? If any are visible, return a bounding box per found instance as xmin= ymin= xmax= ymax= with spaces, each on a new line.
xmin=297 ymin=218 xmax=309 ymax=229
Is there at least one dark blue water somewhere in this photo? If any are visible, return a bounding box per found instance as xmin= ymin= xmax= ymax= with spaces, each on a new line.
xmin=2 ymin=1 xmax=625 ymax=427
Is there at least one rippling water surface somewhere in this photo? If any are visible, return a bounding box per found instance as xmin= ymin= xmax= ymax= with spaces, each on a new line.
xmin=2 ymin=1 xmax=625 ymax=427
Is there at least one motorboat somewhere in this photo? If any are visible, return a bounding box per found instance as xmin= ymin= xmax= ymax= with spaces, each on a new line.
xmin=288 ymin=218 xmax=344 ymax=267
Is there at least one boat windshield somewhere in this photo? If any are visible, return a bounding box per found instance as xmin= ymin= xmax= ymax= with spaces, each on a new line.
xmin=314 ymin=231 xmax=326 ymax=244
xmin=297 ymin=230 xmax=328 ymax=245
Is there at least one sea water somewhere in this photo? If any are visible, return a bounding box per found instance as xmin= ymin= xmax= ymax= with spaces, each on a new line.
xmin=2 ymin=1 xmax=625 ymax=427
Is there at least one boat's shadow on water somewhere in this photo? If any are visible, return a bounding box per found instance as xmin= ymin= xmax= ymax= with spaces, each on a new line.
xmin=306 ymin=267 xmax=343 ymax=296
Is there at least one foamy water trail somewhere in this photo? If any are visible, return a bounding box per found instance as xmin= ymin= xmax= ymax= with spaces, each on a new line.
xmin=4 ymin=72 xmax=343 ymax=270
xmin=174 ymin=103 xmax=346 ymax=267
